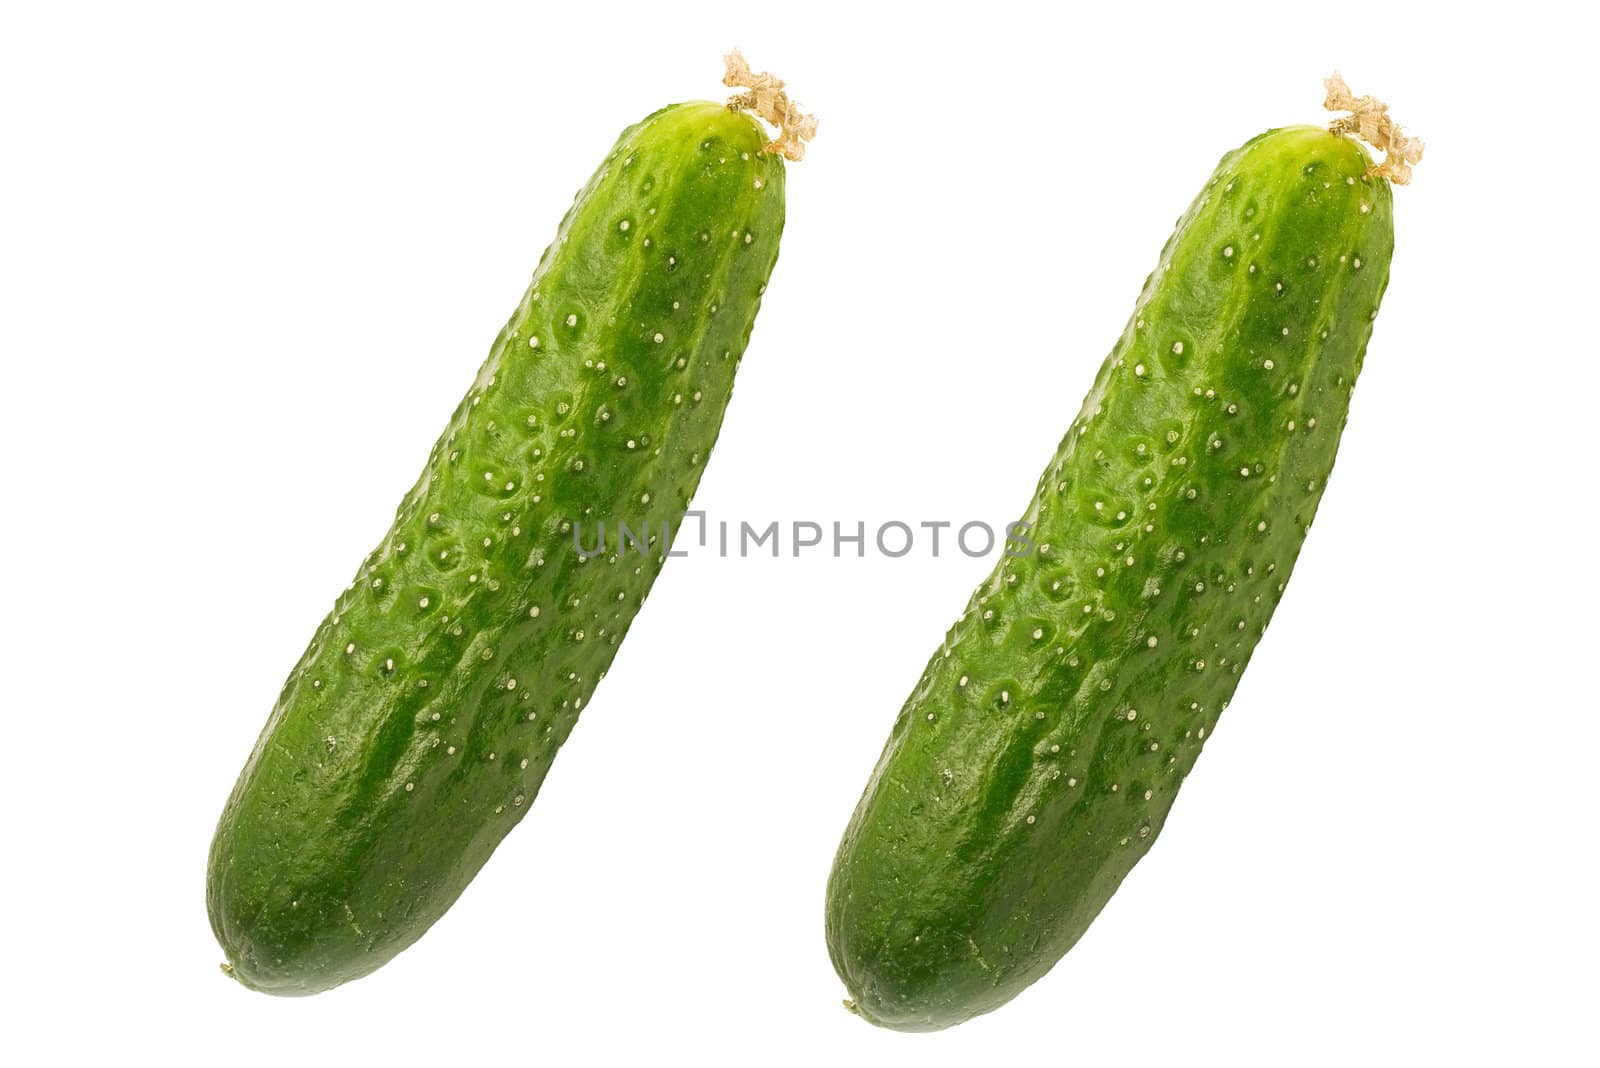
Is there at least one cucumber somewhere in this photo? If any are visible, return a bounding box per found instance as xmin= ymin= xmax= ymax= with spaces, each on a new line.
xmin=825 ymin=106 xmax=1413 ymax=1030
xmin=208 ymin=70 xmax=808 ymax=995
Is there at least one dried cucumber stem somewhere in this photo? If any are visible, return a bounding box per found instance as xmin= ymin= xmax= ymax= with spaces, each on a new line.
xmin=723 ymin=48 xmax=817 ymax=161
xmin=1323 ymin=72 xmax=1424 ymax=184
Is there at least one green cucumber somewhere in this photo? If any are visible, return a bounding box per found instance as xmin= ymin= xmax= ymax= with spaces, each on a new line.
xmin=825 ymin=118 xmax=1407 ymax=1030
xmin=208 ymin=92 xmax=796 ymax=995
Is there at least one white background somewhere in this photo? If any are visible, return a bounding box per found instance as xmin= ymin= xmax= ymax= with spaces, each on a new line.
xmin=3 ymin=1 xmax=1595 ymax=1064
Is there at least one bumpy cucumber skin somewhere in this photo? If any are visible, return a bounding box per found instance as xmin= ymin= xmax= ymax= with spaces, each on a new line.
xmin=208 ymin=102 xmax=785 ymax=995
xmin=825 ymin=127 xmax=1394 ymax=1031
